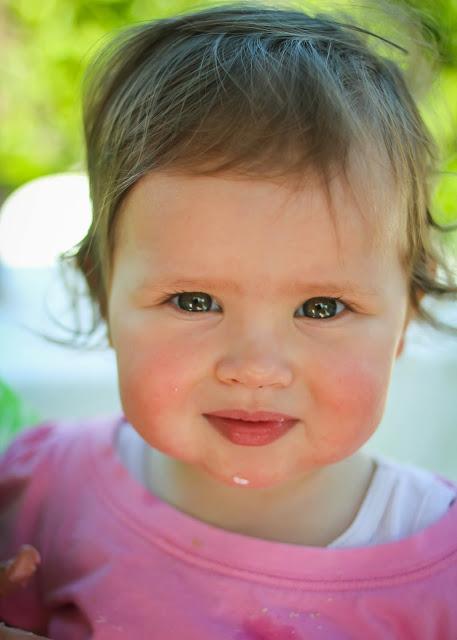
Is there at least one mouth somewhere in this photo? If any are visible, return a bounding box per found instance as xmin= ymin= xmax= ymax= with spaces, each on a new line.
xmin=203 ymin=409 xmax=298 ymax=446
xmin=205 ymin=409 xmax=298 ymax=422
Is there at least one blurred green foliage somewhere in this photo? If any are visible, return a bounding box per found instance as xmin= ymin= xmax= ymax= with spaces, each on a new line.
xmin=0 ymin=0 xmax=200 ymax=192
xmin=0 ymin=0 xmax=456 ymax=226
xmin=0 ymin=380 xmax=40 ymax=451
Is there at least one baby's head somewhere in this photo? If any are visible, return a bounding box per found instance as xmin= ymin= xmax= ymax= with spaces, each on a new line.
xmin=78 ymin=2 xmax=454 ymax=328
xmin=74 ymin=3 xmax=456 ymax=488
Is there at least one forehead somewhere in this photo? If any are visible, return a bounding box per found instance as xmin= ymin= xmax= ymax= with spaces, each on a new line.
xmin=110 ymin=167 xmax=406 ymax=303
xmin=114 ymin=161 xmax=403 ymax=264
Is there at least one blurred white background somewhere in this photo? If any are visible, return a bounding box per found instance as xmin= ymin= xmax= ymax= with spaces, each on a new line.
xmin=0 ymin=174 xmax=456 ymax=480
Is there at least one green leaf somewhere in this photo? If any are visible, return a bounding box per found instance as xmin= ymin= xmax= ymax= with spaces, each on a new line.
xmin=0 ymin=380 xmax=40 ymax=452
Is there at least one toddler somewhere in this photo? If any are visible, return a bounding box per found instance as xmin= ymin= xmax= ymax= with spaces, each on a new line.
xmin=1 ymin=3 xmax=457 ymax=638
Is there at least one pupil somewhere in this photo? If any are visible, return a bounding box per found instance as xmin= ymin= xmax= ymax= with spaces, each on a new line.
xmin=306 ymin=298 xmax=337 ymax=318
xmin=181 ymin=292 xmax=210 ymax=312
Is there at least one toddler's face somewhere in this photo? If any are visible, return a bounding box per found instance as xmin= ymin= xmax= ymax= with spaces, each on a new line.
xmin=108 ymin=169 xmax=409 ymax=489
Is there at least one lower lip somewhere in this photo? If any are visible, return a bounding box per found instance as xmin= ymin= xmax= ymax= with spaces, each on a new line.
xmin=205 ymin=416 xmax=296 ymax=446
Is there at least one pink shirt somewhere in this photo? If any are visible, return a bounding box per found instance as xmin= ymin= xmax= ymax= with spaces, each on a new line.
xmin=1 ymin=418 xmax=457 ymax=639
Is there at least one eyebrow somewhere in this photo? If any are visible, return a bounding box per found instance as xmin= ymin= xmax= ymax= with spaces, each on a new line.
xmin=140 ymin=276 xmax=379 ymax=298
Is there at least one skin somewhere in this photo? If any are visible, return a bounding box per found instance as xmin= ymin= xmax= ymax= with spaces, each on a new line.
xmin=0 ymin=627 xmax=49 ymax=640
xmin=0 ymin=546 xmax=40 ymax=597
xmin=0 ymin=546 xmax=49 ymax=639
xmin=108 ymin=167 xmax=411 ymax=546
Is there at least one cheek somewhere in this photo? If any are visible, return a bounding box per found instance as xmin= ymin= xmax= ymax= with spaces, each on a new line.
xmin=325 ymin=363 xmax=387 ymax=422
xmin=117 ymin=344 xmax=190 ymax=415
xmin=114 ymin=331 xmax=200 ymax=431
xmin=308 ymin=351 xmax=393 ymax=457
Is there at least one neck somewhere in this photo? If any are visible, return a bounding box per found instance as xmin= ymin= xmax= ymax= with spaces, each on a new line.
xmin=144 ymin=446 xmax=376 ymax=547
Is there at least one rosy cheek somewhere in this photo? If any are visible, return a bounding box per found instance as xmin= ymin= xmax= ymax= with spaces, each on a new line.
xmin=117 ymin=338 xmax=195 ymax=423
xmin=309 ymin=355 xmax=390 ymax=451
xmin=326 ymin=362 xmax=386 ymax=417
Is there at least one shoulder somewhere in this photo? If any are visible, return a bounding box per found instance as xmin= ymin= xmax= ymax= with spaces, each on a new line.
xmin=371 ymin=455 xmax=457 ymax=537
xmin=0 ymin=418 xmax=119 ymax=478
xmin=0 ymin=423 xmax=59 ymax=477
xmin=0 ymin=418 xmax=122 ymax=550
xmin=373 ymin=454 xmax=457 ymax=498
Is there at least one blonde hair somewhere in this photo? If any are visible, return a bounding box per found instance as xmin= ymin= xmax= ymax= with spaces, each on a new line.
xmin=74 ymin=2 xmax=457 ymax=333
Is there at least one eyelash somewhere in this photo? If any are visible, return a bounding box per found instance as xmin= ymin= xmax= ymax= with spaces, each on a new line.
xmin=159 ymin=290 xmax=354 ymax=320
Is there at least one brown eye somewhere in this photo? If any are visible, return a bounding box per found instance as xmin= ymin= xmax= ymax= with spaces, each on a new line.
xmin=297 ymin=297 xmax=345 ymax=319
xmin=172 ymin=292 xmax=217 ymax=312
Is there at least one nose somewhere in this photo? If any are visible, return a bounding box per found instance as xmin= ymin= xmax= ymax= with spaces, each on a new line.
xmin=215 ymin=336 xmax=294 ymax=389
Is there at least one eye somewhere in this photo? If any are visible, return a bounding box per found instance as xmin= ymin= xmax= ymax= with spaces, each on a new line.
xmin=167 ymin=291 xmax=221 ymax=313
xmin=295 ymin=297 xmax=347 ymax=320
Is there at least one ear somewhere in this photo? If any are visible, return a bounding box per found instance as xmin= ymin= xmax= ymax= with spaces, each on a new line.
xmin=395 ymin=307 xmax=409 ymax=357
xmin=395 ymin=332 xmax=406 ymax=358
xmin=107 ymin=323 xmax=113 ymax=348
xmin=395 ymin=301 xmax=412 ymax=359
xmin=396 ymin=288 xmax=426 ymax=358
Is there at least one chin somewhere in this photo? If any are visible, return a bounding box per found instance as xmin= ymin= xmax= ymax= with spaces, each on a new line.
xmin=203 ymin=461 xmax=294 ymax=490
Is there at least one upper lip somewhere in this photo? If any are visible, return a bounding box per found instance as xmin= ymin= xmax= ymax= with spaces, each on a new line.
xmin=204 ymin=409 xmax=298 ymax=422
